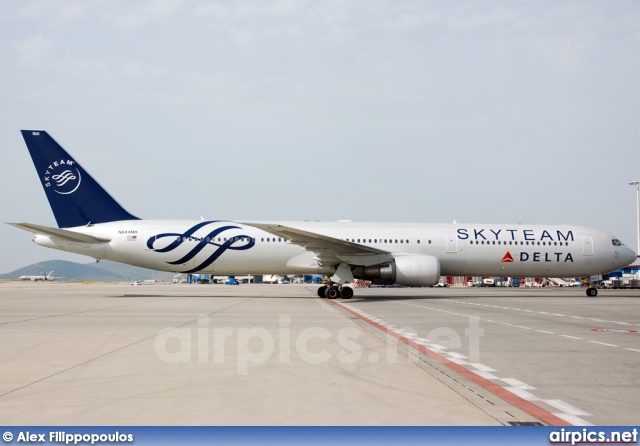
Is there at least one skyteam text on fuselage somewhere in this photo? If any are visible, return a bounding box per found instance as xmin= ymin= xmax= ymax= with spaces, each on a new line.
xmin=8 ymin=130 xmax=637 ymax=298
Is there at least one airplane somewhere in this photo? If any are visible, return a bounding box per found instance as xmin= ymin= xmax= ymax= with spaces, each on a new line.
xmin=18 ymin=271 xmax=59 ymax=281
xmin=7 ymin=130 xmax=637 ymax=298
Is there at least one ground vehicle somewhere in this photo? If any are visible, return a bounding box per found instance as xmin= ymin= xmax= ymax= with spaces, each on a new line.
xmin=434 ymin=278 xmax=449 ymax=287
xmin=226 ymin=277 xmax=239 ymax=285
xmin=494 ymin=278 xmax=508 ymax=287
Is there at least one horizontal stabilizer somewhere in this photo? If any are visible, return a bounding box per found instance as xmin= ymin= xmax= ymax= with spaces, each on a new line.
xmin=6 ymin=222 xmax=111 ymax=243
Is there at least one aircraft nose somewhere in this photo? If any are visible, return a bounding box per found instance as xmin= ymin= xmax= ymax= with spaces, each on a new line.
xmin=627 ymin=248 xmax=638 ymax=266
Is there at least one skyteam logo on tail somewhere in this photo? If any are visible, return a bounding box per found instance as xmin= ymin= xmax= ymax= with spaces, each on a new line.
xmin=147 ymin=221 xmax=255 ymax=273
xmin=42 ymin=159 xmax=82 ymax=195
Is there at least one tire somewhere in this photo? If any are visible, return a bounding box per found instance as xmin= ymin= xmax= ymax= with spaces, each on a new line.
xmin=317 ymin=286 xmax=327 ymax=298
xmin=325 ymin=286 xmax=341 ymax=299
xmin=586 ymin=287 xmax=598 ymax=297
xmin=340 ymin=286 xmax=354 ymax=299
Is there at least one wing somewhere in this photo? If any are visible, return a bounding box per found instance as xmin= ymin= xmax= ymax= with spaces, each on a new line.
xmin=239 ymin=222 xmax=388 ymax=256
xmin=6 ymin=222 xmax=111 ymax=243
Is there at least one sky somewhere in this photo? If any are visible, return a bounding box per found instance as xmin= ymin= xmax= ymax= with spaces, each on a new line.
xmin=1 ymin=0 xmax=640 ymax=274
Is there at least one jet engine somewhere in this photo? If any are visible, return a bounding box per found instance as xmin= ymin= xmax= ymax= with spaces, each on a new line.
xmin=351 ymin=254 xmax=440 ymax=287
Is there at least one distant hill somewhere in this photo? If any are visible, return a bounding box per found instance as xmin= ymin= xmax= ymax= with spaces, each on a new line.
xmin=0 ymin=260 xmax=174 ymax=282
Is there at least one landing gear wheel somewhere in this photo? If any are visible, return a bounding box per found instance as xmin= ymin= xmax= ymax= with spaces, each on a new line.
xmin=325 ymin=286 xmax=341 ymax=299
xmin=586 ymin=287 xmax=598 ymax=297
xmin=317 ymin=286 xmax=327 ymax=298
xmin=340 ymin=286 xmax=354 ymax=299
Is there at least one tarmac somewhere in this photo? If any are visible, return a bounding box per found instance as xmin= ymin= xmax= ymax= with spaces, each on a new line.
xmin=0 ymin=282 xmax=638 ymax=426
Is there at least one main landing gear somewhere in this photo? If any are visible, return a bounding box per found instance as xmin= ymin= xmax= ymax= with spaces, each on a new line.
xmin=586 ymin=287 xmax=598 ymax=297
xmin=317 ymin=284 xmax=354 ymax=299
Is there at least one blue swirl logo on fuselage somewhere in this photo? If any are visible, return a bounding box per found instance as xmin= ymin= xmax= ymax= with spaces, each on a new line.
xmin=146 ymin=221 xmax=255 ymax=273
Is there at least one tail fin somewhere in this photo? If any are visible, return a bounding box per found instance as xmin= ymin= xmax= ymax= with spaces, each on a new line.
xmin=21 ymin=130 xmax=139 ymax=228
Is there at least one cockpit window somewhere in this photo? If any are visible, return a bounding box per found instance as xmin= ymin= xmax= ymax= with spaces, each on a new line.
xmin=612 ymin=239 xmax=623 ymax=246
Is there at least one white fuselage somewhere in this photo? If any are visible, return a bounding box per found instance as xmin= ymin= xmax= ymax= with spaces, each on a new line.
xmin=32 ymin=220 xmax=636 ymax=278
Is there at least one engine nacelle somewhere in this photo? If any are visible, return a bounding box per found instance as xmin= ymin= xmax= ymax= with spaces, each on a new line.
xmin=352 ymin=254 xmax=440 ymax=287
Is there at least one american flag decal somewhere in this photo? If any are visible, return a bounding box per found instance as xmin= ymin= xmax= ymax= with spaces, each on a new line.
xmin=127 ymin=235 xmax=137 ymax=241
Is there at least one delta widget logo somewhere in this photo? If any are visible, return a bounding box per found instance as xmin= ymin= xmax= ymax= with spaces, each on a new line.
xmin=501 ymin=252 xmax=514 ymax=263
xmin=42 ymin=159 xmax=82 ymax=195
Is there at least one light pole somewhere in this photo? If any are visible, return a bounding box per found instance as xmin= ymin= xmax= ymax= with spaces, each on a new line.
xmin=629 ymin=181 xmax=640 ymax=255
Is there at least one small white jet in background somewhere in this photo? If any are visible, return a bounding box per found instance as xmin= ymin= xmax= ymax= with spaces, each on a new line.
xmin=18 ymin=271 xmax=60 ymax=281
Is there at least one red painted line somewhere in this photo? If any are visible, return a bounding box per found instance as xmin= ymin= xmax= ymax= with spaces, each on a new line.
xmin=330 ymin=299 xmax=572 ymax=426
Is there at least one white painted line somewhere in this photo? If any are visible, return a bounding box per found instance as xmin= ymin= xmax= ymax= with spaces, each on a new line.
xmin=504 ymin=386 xmax=540 ymax=401
xmin=560 ymin=335 xmax=582 ymax=340
xmin=536 ymin=330 xmax=555 ymax=334
xmin=626 ymin=348 xmax=640 ymax=353
xmin=589 ymin=341 xmax=618 ymax=347
xmin=447 ymin=352 xmax=467 ymax=359
xmin=468 ymin=363 xmax=496 ymax=372
xmin=516 ymin=325 xmax=532 ymax=330
xmin=448 ymin=357 xmax=469 ymax=365
xmin=502 ymin=378 xmax=535 ymax=390
xmin=554 ymin=413 xmax=594 ymax=426
xmin=544 ymin=399 xmax=592 ymax=417
xmin=430 ymin=344 xmax=448 ymax=350
xmin=473 ymin=370 xmax=500 ymax=380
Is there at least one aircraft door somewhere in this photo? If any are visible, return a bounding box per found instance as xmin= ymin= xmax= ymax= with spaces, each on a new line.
xmin=446 ymin=234 xmax=457 ymax=253
xmin=582 ymin=236 xmax=594 ymax=256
